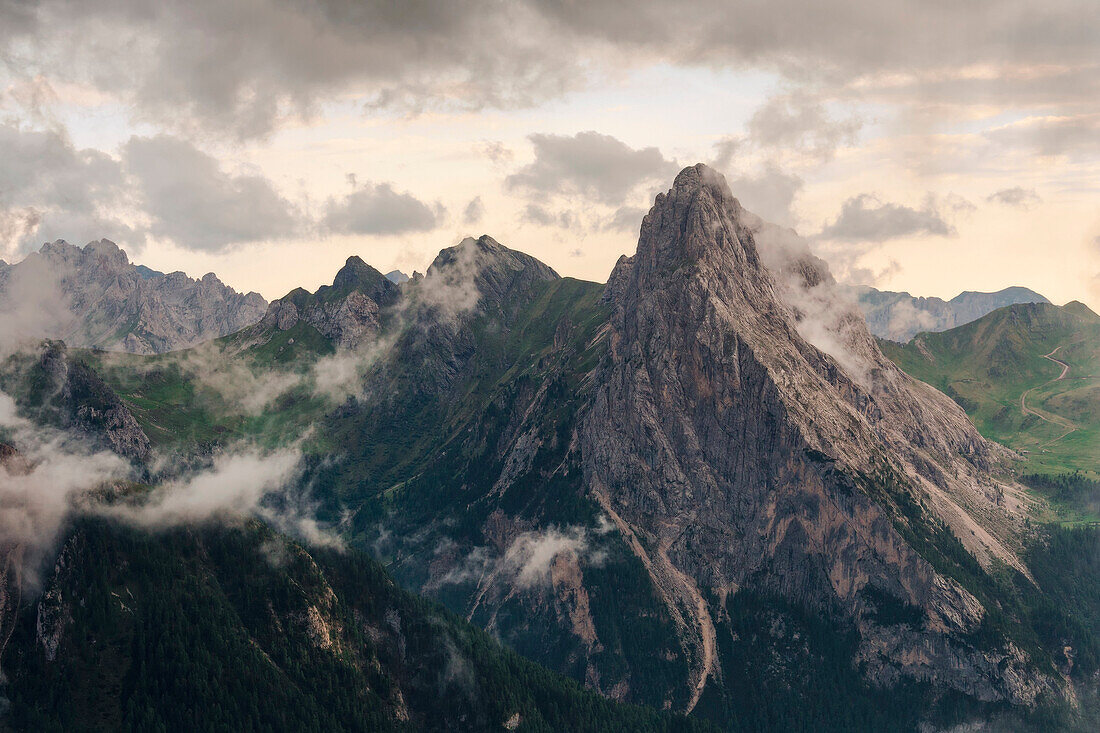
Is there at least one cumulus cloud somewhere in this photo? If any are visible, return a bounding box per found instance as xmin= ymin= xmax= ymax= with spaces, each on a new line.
xmin=480 ymin=141 xmax=514 ymax=165
xmin=987 ymin=187 xmax=1041 ymax=209
xmin=601 ymin=206 xmax=646 ymax=234
xmin=520 ymin=203 xmax=580 ymax=230
xmin=323 ymin=182 xmax=445 ymax=236
xmin=746 ymin=92 xmax=860 ymax=162
xmin=818 ymin=193 xmax=970 ymax=242
xmin=123 ymin=134 xmax=303 ymax=252
xmin=507 ymin=131 xmax=677 ymax=206
xmin=727 ymin=165 xmax=805 ymax=228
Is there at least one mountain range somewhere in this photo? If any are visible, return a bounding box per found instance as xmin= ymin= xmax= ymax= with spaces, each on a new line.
xmin=856 ymin=285 xmax=1051 ymax=342
xmin=1 ymin=165 xmax=1098 ymax=731
xmin=0 ymin=239 xmax=267 ymax=354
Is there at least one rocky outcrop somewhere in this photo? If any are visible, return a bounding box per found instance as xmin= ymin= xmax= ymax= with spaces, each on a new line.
xmin=580 ymin=164 xmax=1053 ymax=708
xmin=257 ymin=256 xmax=395 ymax=349
xmin=0 ymin=239 xmax=267 ymax=353
xmin=29 ymin=342 xmax=151 ymax=463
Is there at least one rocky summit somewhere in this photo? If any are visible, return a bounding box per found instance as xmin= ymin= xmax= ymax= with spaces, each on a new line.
xmin=0 ymin=239 xmax=267 ymax=354
xmin=583 ymin=164 xmax=1045 ymax=708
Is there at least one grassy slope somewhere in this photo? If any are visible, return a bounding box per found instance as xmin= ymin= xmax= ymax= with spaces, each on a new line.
xmin=80 ymin=320 xmax=335 ymax=450
xmin=880 ymin=302 xmax=1100 ymax=478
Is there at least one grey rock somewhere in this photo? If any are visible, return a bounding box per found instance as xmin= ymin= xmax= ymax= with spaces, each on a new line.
xmin=0 ymin=239 xmax=267 ymax=353
xmin=580 ymin=164 xmax=1052 ymax=708
xmin=257 ymin=256 xmax=395 ymax=349
xmin=856 ymin=285 xmax=1049 ymax=342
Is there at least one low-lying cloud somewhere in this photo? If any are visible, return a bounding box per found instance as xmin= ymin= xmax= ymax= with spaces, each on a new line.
xmin=1 ymin=386 xmax=331 ymax=588
xmin=434 ymin=519 xmax=614 ymax=592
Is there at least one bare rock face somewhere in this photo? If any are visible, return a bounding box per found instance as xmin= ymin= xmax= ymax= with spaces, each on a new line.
xmin=31 ymin=341 xmax=151 ymax=463
xmin=580 ymin=164 xmax=1053 ymax=708
xmin=258 ymin=256 xmax=395 ymax=349
xmin=0 ymin=239 xmax=267 ymax=354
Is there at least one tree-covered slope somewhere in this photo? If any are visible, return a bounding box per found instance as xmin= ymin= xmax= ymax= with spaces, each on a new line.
xmin=0 ymin=516 xmax=708 ymax=733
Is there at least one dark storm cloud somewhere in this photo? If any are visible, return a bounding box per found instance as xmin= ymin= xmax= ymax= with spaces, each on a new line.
xmin=818 ymin=193 xmax=969 ymax=242
xmin=0 ymin=123 xmax=136 ymax=257
xmin=506 ymin=131 xmax=677 ymax=206
xmin=1 ymin=2 xmax=1096 ymax=142
xmin=323 ymin=182 xmax=445 ymax=236
xmin=987 ymin=187 xmax=1041 ymax=209
xmin=123 ymin=135 xmax=303 ymax=252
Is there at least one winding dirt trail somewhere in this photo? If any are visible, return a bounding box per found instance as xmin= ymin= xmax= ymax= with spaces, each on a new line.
xmin=1020 ymin=346 xmax=1076 ymax=448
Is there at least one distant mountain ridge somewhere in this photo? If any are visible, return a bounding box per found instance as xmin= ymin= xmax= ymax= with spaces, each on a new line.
xmin=0 ymin=239 xmax=267 ymax=354
xmin=856 ymin=285 xmax=1050 ymax=342
xmin=880 ymin=300 xmax=1100 ymax=477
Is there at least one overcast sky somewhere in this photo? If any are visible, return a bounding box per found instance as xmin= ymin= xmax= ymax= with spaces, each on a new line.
xmin=0 ymin=0 xmax=1097 ymax=308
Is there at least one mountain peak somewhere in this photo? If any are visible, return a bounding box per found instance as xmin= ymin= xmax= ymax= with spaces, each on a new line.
xmin=624 ymin=163 xmax=758 ymax=290
xmin=330 ymin=255 xmax=390 ymax=299
xmin=82 ymin=238 xmax=128 ymax=264
xmin=428 ymin=234 xmax=557 ymax=283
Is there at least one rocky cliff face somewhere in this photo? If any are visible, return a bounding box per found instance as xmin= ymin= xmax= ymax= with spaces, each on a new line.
xmin=255 ymin=255 xmax=396 ymax=350
xmin=291 ymin=188 xmax=1060 ymax=724
xmin=0 ymin=239 xmax=267 ymax=354
xmin=2 ymin=341 xmax=151 ymax=463
xmin=581 ymin=165 xmax=1049 ymax=708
